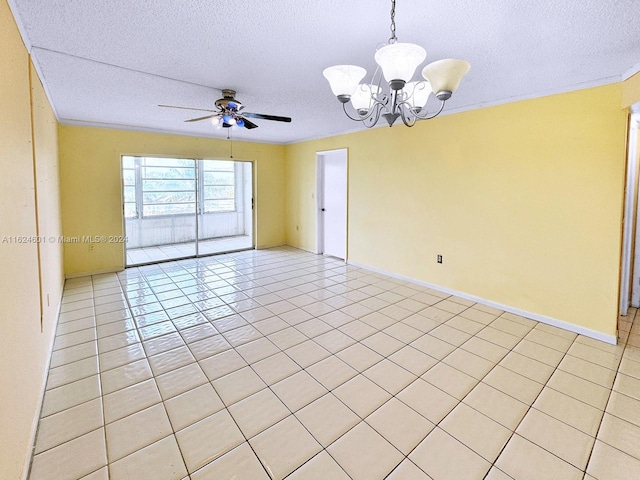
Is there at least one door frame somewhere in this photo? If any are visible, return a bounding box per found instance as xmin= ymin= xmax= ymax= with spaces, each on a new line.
xmin=315 ymin=148 xmax=348 ymax=259
xmin=624 ymin=107 xmax=640 ymax=311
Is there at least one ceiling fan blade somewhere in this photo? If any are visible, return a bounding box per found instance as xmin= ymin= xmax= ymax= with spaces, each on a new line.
xmin=242 ymin=118 xmax=259 ymax=129
xmin=185 ymin=114 xmax=217 ymax=122
xmin=243 ymin=112 xmax=292 ymax=123
xmin=159 ymin=104 xmax=217 ymax=113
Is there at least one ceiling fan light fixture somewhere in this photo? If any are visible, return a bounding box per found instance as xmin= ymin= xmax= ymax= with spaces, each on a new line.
xmin=322 ymin=0 xmax=469 ymax=127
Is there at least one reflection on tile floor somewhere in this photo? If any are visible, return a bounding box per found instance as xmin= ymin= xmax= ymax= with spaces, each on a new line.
xmin=30 ymin=246 xmax=640 ymax=479
xmin=126 ymin=235 xmax=253 ymax=266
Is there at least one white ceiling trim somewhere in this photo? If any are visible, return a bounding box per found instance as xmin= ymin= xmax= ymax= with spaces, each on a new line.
xmin=57 ymin=74 xmax=624 ymax=147
xmin=57 ymin=117 xmax=288 ymax=146
xmin=624 ymin=62 xmax=640 ymax=81
xmin=259 ymin=76 xmax=624 ymax=145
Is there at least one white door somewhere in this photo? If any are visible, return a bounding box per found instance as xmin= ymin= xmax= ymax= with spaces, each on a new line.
xmin=318 ymin=149 xmax=347 ymax=259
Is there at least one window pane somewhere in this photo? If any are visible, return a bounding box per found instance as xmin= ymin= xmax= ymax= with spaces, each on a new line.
xmin=202 ymin=160 xmax=234 ymax=171
xmin=142 ymin=179 xmax=195 ymax=191
xmin=143 ymin=203 xmax=195 ymax=216
xmin=143 ymin=158 xmax=194 ymax=168
xmin=123 ymin=170 xmax=136 ymax=185
xmin=203 ymin=171 xmax=234 ymax=185
xmin=124 ymin=186 xmax=136 ymax=203
xmin=204 ymin=186 xmax=234 ymax=200
xmin=142 ymin=166 xmax=195 ymax=179
xmin=124 ymin=203 xmax=137 ymax=218
xmin=204 ymin=199 xmax=235 ymax=212
xmin=143 ymin=191 xmax=195 ymax=204
xmin=122 ymin=156 xmax=135 ymax=169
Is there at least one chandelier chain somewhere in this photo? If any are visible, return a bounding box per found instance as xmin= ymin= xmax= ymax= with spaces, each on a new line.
xmin=389 ymin=0 xmax=397 ymax=43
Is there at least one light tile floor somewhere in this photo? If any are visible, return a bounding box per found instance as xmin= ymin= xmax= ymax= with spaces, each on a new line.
xmin=126 ymin=235 xmax=253 ymax=266
xmin=29 ymin=246 xmax=640 ymax=480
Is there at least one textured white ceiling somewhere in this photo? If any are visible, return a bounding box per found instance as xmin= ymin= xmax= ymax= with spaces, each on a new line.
xmin=9 ymin=0 xmax=640 ymax=144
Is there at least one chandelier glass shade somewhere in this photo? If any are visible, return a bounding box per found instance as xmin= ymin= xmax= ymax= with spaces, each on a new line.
xmin=323 ymin=0 xmax=470 ymax=127
xmin=374 ymin=42 xmax=426 ymax=86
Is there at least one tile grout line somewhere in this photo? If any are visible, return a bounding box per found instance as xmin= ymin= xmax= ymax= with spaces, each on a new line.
xmin=92 ymin=276 xmax=111 ymax=480
xmin=580 ymin=310 xmax=636 ymax=479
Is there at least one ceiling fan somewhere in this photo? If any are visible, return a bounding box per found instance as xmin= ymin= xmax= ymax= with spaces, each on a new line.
xmin=159 ymin=89 xmax=292 ymax=129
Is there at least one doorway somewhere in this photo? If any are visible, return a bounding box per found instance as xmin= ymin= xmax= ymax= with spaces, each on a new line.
xmin=316 ymin=149 xmax=348 ymax=260
xmin=122 ymin=156 xmax=253 ymax=266
xmin=623 ymin=109 xmax=640 ymax=312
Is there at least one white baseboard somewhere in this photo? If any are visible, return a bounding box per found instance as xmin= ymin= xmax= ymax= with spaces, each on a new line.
xmin=347 ymin=260 xmax=617 ymax=345
xmin=65 ymin=267 xmax=123 ymax=279
xmin=287 ymin=244 xmax=316 ymax=254
xmin=256 ymin=242 xmax=286 ymax=250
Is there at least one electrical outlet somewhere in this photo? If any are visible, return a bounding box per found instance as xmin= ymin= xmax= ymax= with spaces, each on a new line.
xmin=437 ymin=255 xmax=443 ymax=264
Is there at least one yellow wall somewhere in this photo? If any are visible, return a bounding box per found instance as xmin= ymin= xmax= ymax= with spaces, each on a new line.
xmin=0 ymin=0 xmax=64 ymax=478
xmin=622 ymin=70 xmax=640 ymax=108
xmin=59 ymin=126 xmax=286 ymax=276
xmin=285 ymin=84 xmax=627 ymax=339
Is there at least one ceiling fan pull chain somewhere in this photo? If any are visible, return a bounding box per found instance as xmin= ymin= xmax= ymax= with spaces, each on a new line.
xmin=227 ymin=129 xmax=234 ymax=158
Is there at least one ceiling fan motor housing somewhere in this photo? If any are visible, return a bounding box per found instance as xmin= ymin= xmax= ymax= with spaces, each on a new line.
xmin=215 ymin=89 xmax=241 ymax=110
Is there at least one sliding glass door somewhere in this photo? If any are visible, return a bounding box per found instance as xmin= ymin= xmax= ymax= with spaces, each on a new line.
xmin=122 ymin=156 xmax=253 ymax=266
xmin=197 ymin=160 xmax=253 ymax=256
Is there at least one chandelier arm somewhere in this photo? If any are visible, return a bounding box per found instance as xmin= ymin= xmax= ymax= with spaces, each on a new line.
xmin=370 ymin=65 xmax=386 ymax=98
xmin=394 ymin=98 xmax=447 ymax=125
xmin=365 ymin=103 xmax=385 ymax=127
xmin=341 ymin=98 xmax=387 ymax=122
xmin=398 ymin=104 xmax=417 ymax=127
xmin=341 ymin=102 xmax=369 ymax=121
xmin=414 ymin=99 xmax=447 ymax=120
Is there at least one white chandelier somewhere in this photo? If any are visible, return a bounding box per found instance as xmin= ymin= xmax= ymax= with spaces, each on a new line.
xmin=323 ymin=0 xmax=470 ymax=127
